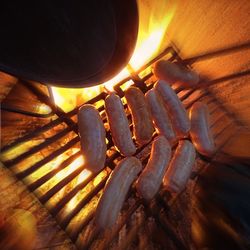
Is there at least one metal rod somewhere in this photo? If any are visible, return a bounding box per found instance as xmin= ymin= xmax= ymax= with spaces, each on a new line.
xmin=46 ymin=155 xmax=120 ymax=210
xmin=16 ymin=137 xmax=79 ymax=179
xmin=49 ymin=157 xmax=119 ymax=215
xmin=1 ymin=104 xmax=53 ymax=118
xmin=28 ymin=151 xmax=82 ymax=191
xmin=60 ymin=176 xmax=108 ymax=228
xmin=3 ymin=125 xmax=77 ymax=167
xmin=39 ymin=163 xmax=86 ymax=203
xmin=70 ymin=211 xmax=95 ymax=242
xmin=1 ymin=116 xmax=72 ymax=152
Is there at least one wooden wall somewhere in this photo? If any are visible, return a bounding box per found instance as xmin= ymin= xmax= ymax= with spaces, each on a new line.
xmin=161 ymin=0 xmax=250 ymax=123
xmin=162 ymin=0 xmax=250 ymax=157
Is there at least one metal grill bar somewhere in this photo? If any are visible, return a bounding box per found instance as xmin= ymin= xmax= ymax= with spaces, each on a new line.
xmin=28 ymin=151 xmax=82 ymax=191
xmin=1 ymin=103 xmax=53 ymax=118
xmin=1 ymin=117 xmax=71 ymax=152
xmin=16 ymin=137 xmax=80 ymax=179
xmin=4 ymin=126 xmax=77 ymax=167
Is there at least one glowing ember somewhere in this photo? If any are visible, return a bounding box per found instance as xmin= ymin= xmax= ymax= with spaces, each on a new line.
xmin=51 ymin=0 xmax=176 ymax=110
xmin=54 ymin=154 xmax=85 ymax=180
xmin=66 ymin=168 xmax=92 ymax=211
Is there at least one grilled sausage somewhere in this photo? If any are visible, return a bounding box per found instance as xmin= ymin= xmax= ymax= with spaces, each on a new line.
xmin=153 ymin=60 xmax=199 ymax=88
xmin=95 ymin=156 xmax=142 ymax=229
xmin=155 ymin=80 xmax=190 ymax=138
xmin=105 ymin=93 xmax=136 ymax=156
xmin=163 ymin=140 xmax=196 ymax=193
xmin=125 ymin=87 xmax=154 ymax=146
xmin=136 ymin=136 xmax=171 ymax=200
xmin=145 ymin=89 xmax=176 ymax=145
xmin=189 ymin=102 xmax=215 ymax=156
xmin=78 ymin=104 xmax=106 ymax=173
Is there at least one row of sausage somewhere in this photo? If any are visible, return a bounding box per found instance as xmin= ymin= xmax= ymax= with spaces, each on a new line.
xmin=78 ymin=82 xmax=215 ymax=174
xmin=77 ymin=60 xmax=215 ymax=230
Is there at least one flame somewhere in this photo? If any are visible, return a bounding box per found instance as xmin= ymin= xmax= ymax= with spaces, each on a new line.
xmin=51 ymin=85 xmax=103 ymax=113
xmin=104 ymin=0 xmax=176 ymax=91
xmin=129 ymin=0 xmax=176 ymax=71
xmin=51 ymin=0 xmax=176 ymax=110
xmin=103 ymin=68 xmax=130 ymax=93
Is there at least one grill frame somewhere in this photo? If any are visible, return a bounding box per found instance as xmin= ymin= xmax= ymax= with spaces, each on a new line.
xmin=1 ymin=45 xmax=249 ymax=249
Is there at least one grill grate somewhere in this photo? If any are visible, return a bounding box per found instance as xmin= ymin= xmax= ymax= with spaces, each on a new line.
xmin=1 ymin=45 xmax=248 ymax=249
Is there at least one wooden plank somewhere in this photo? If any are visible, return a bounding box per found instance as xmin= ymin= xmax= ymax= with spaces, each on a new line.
xmin=0 ymin=71 xmax=17 ymax=102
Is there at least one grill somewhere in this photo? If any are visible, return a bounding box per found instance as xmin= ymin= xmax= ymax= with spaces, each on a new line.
xmin=1 ymin=44 xmax=250 ymax=249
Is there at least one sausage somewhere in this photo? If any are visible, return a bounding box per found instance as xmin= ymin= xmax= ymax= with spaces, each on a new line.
xmin=189 ymin=102 xmax=216 ymax=156
xmin=136 ymin=136 xmax=171 ymax=200
xmin=105 ymin=93 xmax=136 ymax=156
xmin=95 ymin=156 xmax=142 ymax=229
xmin=145 ymin=89 xmax=176 ymax=145
xmin=125 ymin=86 xmax=154 ymax=146
xmin=163 ymin=140 xmax=196 ymax=193
xmin=153 ymin=60 xmax=199 ymax=88
xmin=155 ymin=80 xmax=190 ymax=138
xmin=78 ymin=104 xmax=106 ymax=173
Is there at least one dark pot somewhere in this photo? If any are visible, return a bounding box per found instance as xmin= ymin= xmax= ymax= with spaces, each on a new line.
xmin=0 ymin=0 xmax=138 ymax=87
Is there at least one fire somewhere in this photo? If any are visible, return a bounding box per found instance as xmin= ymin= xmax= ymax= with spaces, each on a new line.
xmin=51 ymin=0 xmax=176 ymax=110
xmin=51 ymin=85 xmax=103 ymax=113
xmin=103 ymin=68 xmax=130 ymax=93
xmin=129 ymin=0 xmax=176 ymax=71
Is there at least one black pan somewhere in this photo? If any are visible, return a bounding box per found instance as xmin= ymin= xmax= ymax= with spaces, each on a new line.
xmin=0 ymin=0 xmax=138 ymax=87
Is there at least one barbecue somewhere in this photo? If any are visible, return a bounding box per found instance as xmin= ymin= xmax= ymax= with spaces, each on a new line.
xmin=1 ymin=1 xmax=250 ymax=249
